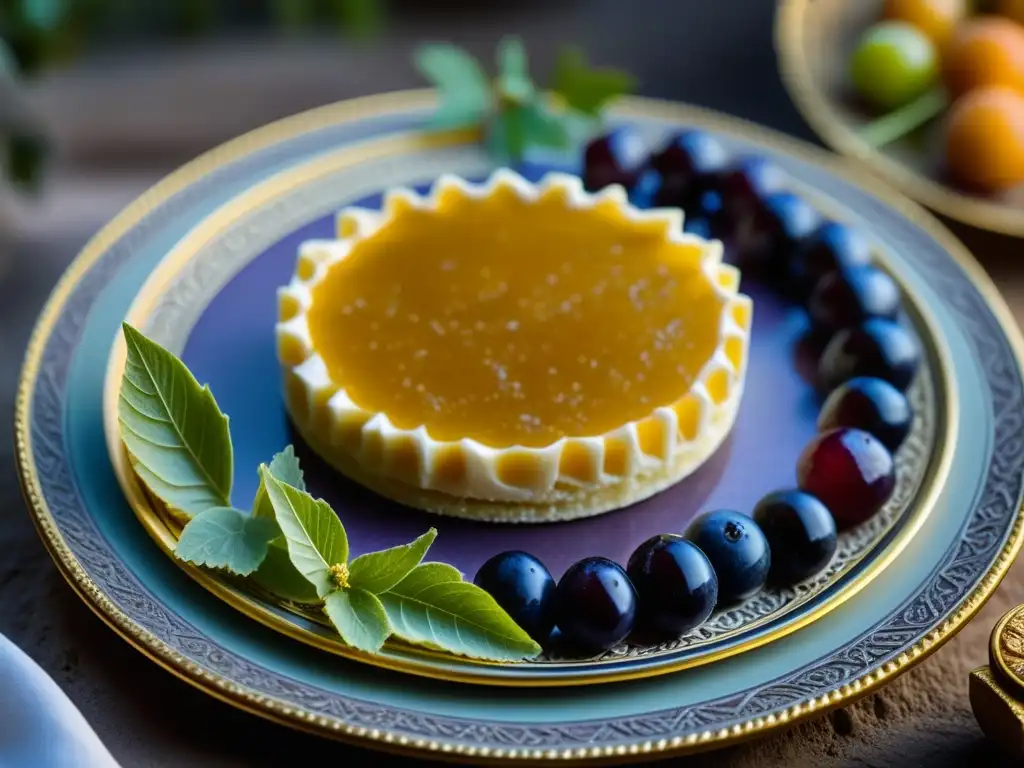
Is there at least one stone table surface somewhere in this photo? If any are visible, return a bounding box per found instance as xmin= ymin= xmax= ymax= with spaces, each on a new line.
xmin=1 ymin=2 xmax=1022 ymax=766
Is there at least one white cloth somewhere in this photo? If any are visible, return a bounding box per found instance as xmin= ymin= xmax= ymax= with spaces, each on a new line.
xmin=0 ymin=633 xmax=119 ymax=768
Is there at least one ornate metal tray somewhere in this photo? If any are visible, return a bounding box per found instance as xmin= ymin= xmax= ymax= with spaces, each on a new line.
xmin=16 ymin=91 xmax=1024 ymax=762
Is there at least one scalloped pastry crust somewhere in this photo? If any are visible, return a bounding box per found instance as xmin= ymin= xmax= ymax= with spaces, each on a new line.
xmin=276 ymin=169 xmax=752 ymax=522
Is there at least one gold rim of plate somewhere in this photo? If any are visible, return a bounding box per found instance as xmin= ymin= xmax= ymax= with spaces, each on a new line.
xmin=774 ymin=0 xmax=1024 ymax=238
xmin=14 ymin=90 xmax=1024 ymax=761
xmin=98 ymin=126 xmax=953 ymax=687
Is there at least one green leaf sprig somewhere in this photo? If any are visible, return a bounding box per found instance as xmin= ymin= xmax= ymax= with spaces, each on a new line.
xmin=117 ymin=323 xmax=541 ymax=661
xmin=414 ymin=36 xmax=634 ymax=163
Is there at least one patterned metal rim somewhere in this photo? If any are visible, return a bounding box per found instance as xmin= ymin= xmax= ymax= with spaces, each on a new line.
xmin=98 ymin=128 xmax=949 ymax=687
xmin=774 ymin=0 xmax=1024 ymax=238
xmin=14 ymin=90 xmax=1024 ymax=763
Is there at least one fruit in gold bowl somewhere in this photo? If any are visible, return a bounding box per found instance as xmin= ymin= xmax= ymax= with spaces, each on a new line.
xmin=883 ymin=0 xmax=968 ymax=47
xmin=847 ymin=3 xmax=1024 ymax=196
xmin=945 ymin=85 xmax=1024 ymax=190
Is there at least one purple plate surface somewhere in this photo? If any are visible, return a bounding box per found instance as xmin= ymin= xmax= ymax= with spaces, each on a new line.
xmin=183 ymin=204 xmax=819 ymax=581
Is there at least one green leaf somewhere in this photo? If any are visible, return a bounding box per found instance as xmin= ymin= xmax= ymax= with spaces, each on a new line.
xmin=268 ymin=0 xmax=315 ymax=30
xmin=6 ymin=132 xmax=49 ymax=192
xmin=249 ymin=544 xmax=320 ymax=604
xmin=520 ymin=103 xmax=570 ymax=149
xmin=118 ymin=323 xmax=233 ymax=518
xmin=552 ymin=47 xmax=635 ymax=117
xmin=245 ymin=446 xmax=318 ymax=600
xmin=348 ymin=529 xmax=437 ymax=595
xmin=252 ymin=445 xmax=305 ymax=521
xmin=378 ymin=563 xmax=541 ymax=661
xmin=174 ymin=507 xmax=277 ymax=576
xmin=414 ymin=43 xmax=492 ymax=129
xmin=0 ymin=40 xmax=18 ymax=77
xmin=495 ymin=36 xmax=532 ymax=105
xmin=486 ymin=106 xmax=527 ymax=163
xmin=327 ymin=0 xmax=385 ymax=37
xmin=173 ymin=0 xmax=217 ymax=37
xmin=23 ymin=0 xmax=66 ymax=31
xmin=260 ymin=467 xmax=348 ymax=598
xmin=324 ymin=588 xmax=391 ymax=653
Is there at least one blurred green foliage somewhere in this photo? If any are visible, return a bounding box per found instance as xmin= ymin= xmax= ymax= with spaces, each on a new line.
xmin=416 ymin=37 xmax=634 ymax=163
xmin=0 ymin=0 xmax=386 ymax=190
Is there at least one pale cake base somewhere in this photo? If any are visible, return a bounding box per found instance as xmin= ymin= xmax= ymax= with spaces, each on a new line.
xmin=284 ymin=396 xmax=741 ymax=524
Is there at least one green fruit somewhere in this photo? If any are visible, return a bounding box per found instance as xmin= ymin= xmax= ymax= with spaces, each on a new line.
xmin=850 ymin=21 xmax=939 ymax=112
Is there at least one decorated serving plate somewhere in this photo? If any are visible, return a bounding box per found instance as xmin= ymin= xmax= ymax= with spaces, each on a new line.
xmin=16 ymin=90 xmax=1024 ymax=762
xmin=776 ymin=0 xmax=1024 ymax=237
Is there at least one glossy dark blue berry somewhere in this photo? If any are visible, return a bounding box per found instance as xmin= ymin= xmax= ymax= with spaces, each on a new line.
xmin=583 ymin=127 xmax=647 ymax=193
xmin=719 ymin=156 xmax=788 ymax=228
xmin=738 ymin=191 xmax=820 ymax=279
xmin=752 ymin=490 xmax=838 ymax=585
xmin=694 ymin=189 xmax=724 ymax=218
xmin=790 ymin=221 xmax=873 ymax=299
xmin=474 ymin=551 xmax=557 ymax=643
xmin=626 ymin=534 xmax=718 ymax=639
xmin=683 ymin=510 xmax=770 ymax=604
xmin=650 ymin=130 xmax=728 ymax=207
xmin=818 ymin=376 xmax=913 ymax=452
xmin=684 ymin=217 xmax=713 ymax=238
xmin=628 ymin=169 xmax=667 ymax=209
xmin=808 ymin=266 xmax=901 ymax=338
xmin=817 ymin=318 xmax=920 ymax=394
xmin=554 ymin=557 xmax=637 ymax=653
xmin=682 ymin=190 xmax=726 ymax=238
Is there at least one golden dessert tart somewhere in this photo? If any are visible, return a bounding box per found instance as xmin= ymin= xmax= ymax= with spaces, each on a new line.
xmin=276 ymin=169 xmax=752 ymax=522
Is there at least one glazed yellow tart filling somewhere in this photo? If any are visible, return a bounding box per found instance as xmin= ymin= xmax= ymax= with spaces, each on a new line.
xmin=277 ymin=170 xmax=752 ymax=520
xmin=305 ymin=187 xmax=724 ymax=447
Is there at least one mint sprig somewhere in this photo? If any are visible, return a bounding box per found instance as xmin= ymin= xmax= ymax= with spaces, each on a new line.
xmin=552 ymin=47 xmax=635 ymax=118
xmin=379 ymin=562 xmax=543 ymax=662
xmin=259 ymin=469 xmax=349 ymax=598
xmin=348 ymin=529 xmax=437 ymax=594
xmin=414 ymin=37 xmax=633 ymax=163
xmin=174 ymin=507 xmax=278 ymax=576
xmin=118 ymin=322 xmax=233 ymax=516
xmin=117 ymin=324 xmax=541 ymax=662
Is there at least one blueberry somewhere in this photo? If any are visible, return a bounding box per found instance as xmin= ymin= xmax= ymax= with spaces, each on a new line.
xmin=474 ymin=551 xmax=557 ymax=643
xmin=818 ymin=376 xmax=913 ymax=452
xmin=808 ymin=266 xmax=901 ymax=339
xmin=683 ymin=510 xmax=770 ymax=603
xmin=554 ymin=557 xmax=637 ymax=653
xmin=752 ymin=490 xmax=838 ymax=585
xmin=626 ymin=534 xmax=718 ymax=639
xmin=628 ymin=168 xmax=668 ymax=209
xmin=817 ymin=317 xmax=920 ymax=394
xmin=583 ymin=127 xmax=648 ymax=192
xmin=650 ymin=129 xmax=728 ymax=207
xmin=684 ymin=217 xmax=714 ymax=238
xmin=719 ymin=155 xmax=788 ymax=229
xmin=738 ymin=191 xmax=820 ymax=282
xmin=789 ymin=221 xmax=873 ymax=299
xmin=694 ymin=189 xmax=725 ymax=218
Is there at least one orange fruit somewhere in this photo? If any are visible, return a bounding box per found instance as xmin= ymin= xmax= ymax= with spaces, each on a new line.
xmin=942 ymin=16 xmax=1024 ymax=97
xmin=883 ymin=0 xmax=968 ymax=47
xmin=945 ymin=85 xmax=1024 ymax=191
